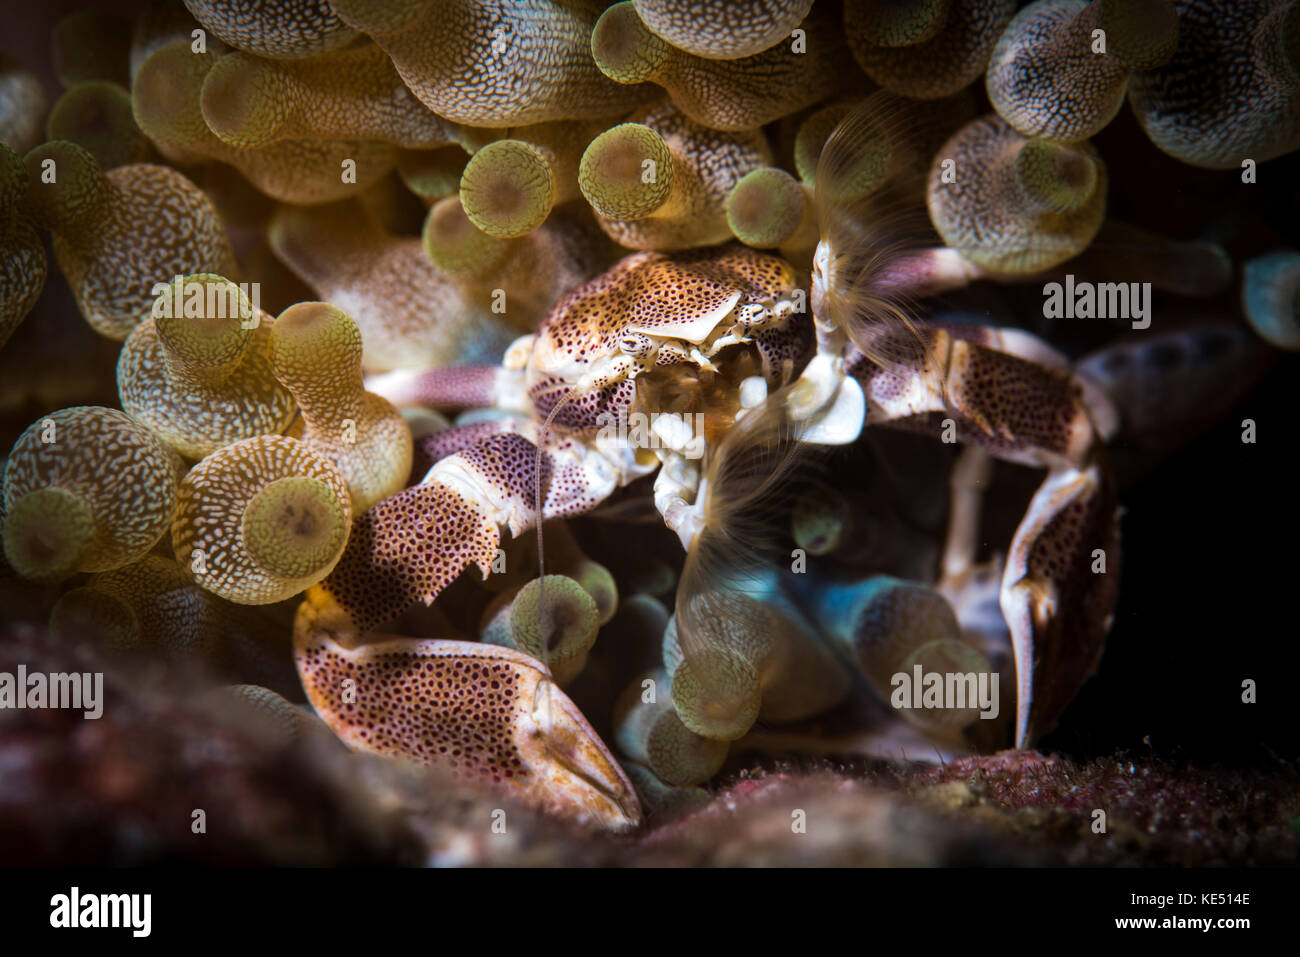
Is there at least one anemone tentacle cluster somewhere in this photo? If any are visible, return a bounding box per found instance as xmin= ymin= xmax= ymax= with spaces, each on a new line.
xmin=0 ymin=0 xmax=1294 ymax=839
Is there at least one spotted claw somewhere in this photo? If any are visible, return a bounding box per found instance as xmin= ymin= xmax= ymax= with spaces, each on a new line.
xmin=294 ymin=590 xmax=641 ymax=832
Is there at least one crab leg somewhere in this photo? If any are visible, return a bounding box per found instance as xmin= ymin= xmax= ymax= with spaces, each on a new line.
xmin=869 ymin=247 xmax=994 ymax=299
xmin=367 ymin=333 xmax=536 ymax=412
xmin=939 ymin=444 xmax=994 ymax=585
xmin=367 ymin=362 xmax=532 ymax=413
xmin=367 ymin=364 xmax=502 ymax=410
xmin=849 ymin=325 xmax=1121 ymax=748
xmin=850 ymin=326 xmax=1103 ymax=468
xmin=990 ymin=324 xmax=1269 ymax=744
xmin=409 ymin=418 xmax=522 ymax=484
xmin=934 ymin=447 xmax=1020 ymax=745
xmin=293 ymin=589 xmax=640 ymax=831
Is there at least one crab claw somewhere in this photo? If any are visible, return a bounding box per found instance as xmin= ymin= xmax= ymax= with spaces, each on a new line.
xmin=294 ymin=591 xmax=641 ymax=832
xmin=1001 ymin=461 xmax=1120 ymax=749
xmin=313 ymin=429 xmax=618 ymax=630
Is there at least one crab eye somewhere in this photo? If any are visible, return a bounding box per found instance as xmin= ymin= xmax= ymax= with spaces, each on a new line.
xmin=619 ymin=331 xmax=653 ymax=357
xmin=736 ymin=302 xmax=766 ymax=328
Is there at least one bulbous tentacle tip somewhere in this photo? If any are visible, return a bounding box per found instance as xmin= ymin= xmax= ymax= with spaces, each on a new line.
xmin=460 ymin=139 xmax=556 ymax=238
xmin=21 ymin=139 xmax=105 ymax=229
xmin=670 ymin=650 xmax=762 ymax=741
xmin=422 ymin=195 xmax=513 ymax=278
xmin=46 ymin=81 xmax=152 ymax=170
xmin=1126 ymin=1 xmax=1300 ymax=169
xmin=131 ymin=40 xmax=216 ymax=145
xmin=847 ymin=0 xmax=1016 ymax=100
xmin=1013 ymin=138 xmax=1100 ymax=214
xmin=592 ymin=2 xmax=670 ymax=85
xmin=832 ymin=577 xmax=961 ymax=671
xmin=928 ymin=115 xmax=1107 ymax=274
xmin=199 ymin=53 xmax=285 ymax=148
xmin=242 ymin=475 xmax=351 ymax=580
xmin=896 ymin=639 xmax=997 ymax=732
xmin=153 ymin=274 xmax=253 ymax=367
xmin=565 ymin=558 xmax=619 ymax=626
xmin=1242 ymin=250 xmax=1300 ymax=350
xmin=2 ymin=487 xmax=95 ymax=583
xmin=173 ymin=435 xmax=353 ymax=605
xmin=615 ymin=669 xmax=728 ymax=786
xmin=791 ymin=486 xmax=849 ymax=555
xmin=509 ymin=573 xmax=600 ymax=674
xmin=578 ymin=122 xmax=675 ymax=220
xmin=4 ymin=407 xmax=179 ymax=580
xmin=632 ymin=0 xmax=813 ymax=60
xmin=1096 ymin=0 xmax=1180 ymax=72
xmin=726 ymin=167 xmax=807 ymax=248
xmin=847 ymin=0 xmax=952 ymax=49
xmin=398 ymin=146 xmax=467 ymax=203
xmin=985 ymin=0 xmax=1178 ymax=141
xmin=270 ymin=301 xmax=360 ymax=362
xmin=806 ymin=573 xmax=1002 ymax=734
xmin=793 ymin=100 xmax=859 ymax=188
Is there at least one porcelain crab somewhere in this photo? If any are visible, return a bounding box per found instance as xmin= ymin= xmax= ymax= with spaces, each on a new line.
xmin=291 ymin=222 xmax=1139 ymax=820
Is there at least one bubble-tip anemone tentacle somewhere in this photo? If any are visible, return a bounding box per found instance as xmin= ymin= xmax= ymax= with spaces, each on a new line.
xmin=3 ymin=407 xmax=179 ymax=582
xmin=1127 ymin=0 xmax=1300 ymax=168
xmin=268 ymin=301 xmax=414 ymax=512
xmin=631 ymin=0 xmax=814 ymax=60
xmin=987 ymin=0 xmax=1179 ymax=142
xmin=173 ymin=434 xmax=352 ymax=604
xmin=846 ymin=0 xmax=1016 ymax=100
xmin=593 ymin=2 xmax=849 ymax=131
xmin=201 ymin=44 xmax=465 ymax=149
xmin=328 ymin=0 xmax=654 ymax=127
xmin=926 ymin=114 xmax=1107 ymax=273
xmin=578 ymin=100 xmax=772 ymax=249
xmin=117 ymin=274 xmax=296 ymax=459
xmin=23 ymin=141 xmax=236 ymax=340
xmin=182 ymin=0 xmax=357 ymax=59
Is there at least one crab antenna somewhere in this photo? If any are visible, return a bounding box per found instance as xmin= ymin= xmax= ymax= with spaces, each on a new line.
xmin=533 ymin=386 xmax=583 ymax=680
